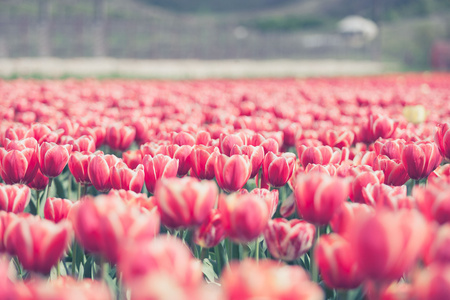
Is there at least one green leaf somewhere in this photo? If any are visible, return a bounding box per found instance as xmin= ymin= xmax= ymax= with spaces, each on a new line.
xmin=202 ymin=258 xmax=218 ymax=283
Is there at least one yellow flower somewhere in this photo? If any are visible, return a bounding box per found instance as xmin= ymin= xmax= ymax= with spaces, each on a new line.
xmin=403 ymin=105 xmax=427 ymax=124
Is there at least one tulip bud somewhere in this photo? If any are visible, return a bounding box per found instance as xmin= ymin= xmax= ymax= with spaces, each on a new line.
xmin=315 ymin=233 xmax=363 ymax=289
xmin=230 ymin=145 xmax=264 ymax=178
xmin=330 ymin=202 xmax=374 ymax=240
xmin=193 ymin=209 xmax=226 ymax=248
xmin=0 ymin=138 xmax=39 ymax=184
xmin=69 ymin=151 xmax=94 ymax=185
xmin=27 ymin=168 xmax=50 ymax=191
xmin=262 ymin=152 xmax=296 ymax=188
xmin=143 ymin=154 xmax=178 ymax=194
xmin=221 ymin=259 xmax=324 ymax=300
xmin=44 ymin=197 xmax=75 ymax=223
xmin=214 ymin=154 xmax=252 ymax=193
xmin=122 ymin=149 xmax=143 ymax=169
xmin=165 ymin=144 xmax=193 ymax=177
xmin=190 ymin=145 xmax=219 ymax=180
xmin=110 ymin=162 xmax=145 ymax=193
xmin=38 ymin=142 xmax=72 ymax=178
xmin=219 ymin=193 xmax=269 ymax=243
xmin=0 ymin=184 xmax=30 ymax=213
xmin=239 ymin=188 xmax=278 ymax=217
xmin=373 ymin=139 xmax=406 ymax=160
xmin=219 ymin=133 xmax=245 ymax=156
xmin=401 ymin=141 xmax=442 ymax=180
xmin=155 ymin=177 xmax=217 ymax=229
xmin=3 ymin=217 xmax=71 ymax=274
xmin=360 ymin=114 xmax=398 ymax=143
xmin=68 ymin=135 xmax=96 ymax=153
xmin=320 ymin=129 xmax=355 ymax=148
xmin=373 ymin=155 xmax=410 ymax=186
xmin=350 ymin=170 xmax=384 ymax=203
xmin=295 ymin=173 xmax=349 ymax=225
xmin=435 ymin=123 xmax=450 ymax=160
xmin=264 ymin=218 xmax=315 ymax=261
xmin=105 ymin=123 xmax=136 ymax=151
xmin=88 ymin=154 xmax=121 ymax=192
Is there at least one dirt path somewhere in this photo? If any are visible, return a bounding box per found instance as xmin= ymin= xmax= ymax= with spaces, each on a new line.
xmin=0 ymin=58 xmax=393 ymax=79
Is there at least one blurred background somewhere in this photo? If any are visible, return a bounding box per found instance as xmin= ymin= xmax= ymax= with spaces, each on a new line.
xmin=0 ymin=0 xmax=449 ymax=77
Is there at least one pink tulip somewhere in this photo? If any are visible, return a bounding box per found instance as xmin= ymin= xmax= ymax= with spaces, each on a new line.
xmin=110 ymin=162 xmax=145 ymax=193
xmin=38 ymin=142 xmax=72 ymax=178
xmin=214 ymin=154 xmax=252 ymax=193
xmin=0 ymin=138 xmax=39 ymax=184
xmin=0 ymin=184 xmax=30 ymax=213
xmin=142 ymin=154 xmax=178 ymax=194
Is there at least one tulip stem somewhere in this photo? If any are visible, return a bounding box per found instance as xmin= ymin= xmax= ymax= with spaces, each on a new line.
xmin=77 ymin=183 xmax=81 ymax=201
xmin=310 ymin=225 xmax=321 ymax=283
xmin=415 ymin=179 xmax=421 ymax=187
xmin=72 ymin=241 xmax=77 ymax=277
xmin=56 ymin=261 xmax=60 ymax=277
xmin=35 ymin=190 xmax=41 ymax=216
xmin=214 ymin=245 xmax=222 ymax=274
xmin=255 ymin=239 xmax=260 ymax=263
xmin=338 ymin=290 xmax=349 ymax=300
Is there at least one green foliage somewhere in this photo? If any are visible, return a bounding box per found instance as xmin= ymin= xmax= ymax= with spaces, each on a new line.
xmin=246 ymin=15 xmax=330 ymax=32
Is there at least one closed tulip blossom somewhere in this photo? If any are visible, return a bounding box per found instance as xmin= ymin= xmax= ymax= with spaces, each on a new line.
xmin=221 ymin=259 xmax=324 ymax=300
xmin=0 ymin=138 xmax=39 ymax=184
xmin=230 ymin=145 xmax=264 ymax=178
xmin=262 ymin=151 xmax=296 ymax=188
xmin=105 ymin=123 xmax=136 ymax=151
xmin=3 ymin=217 xmax=72 ymax=274
xmin=320 ymin=129 xmax=355 ymax=148
xmin=0 ymin=184 xmax=30 ymax=213
xmin=72 ymin=194 xmax=160 ymax=263
xmin=264 ymin=218 xmax=315 ymax=261
xmin=27 ymin=168 xmax=50 ymax=191
xmin=434 ymin=122 xmax=450 ymax=161
xmin=373 ymin=139 xmax=406 ymax=160
xmin=298 ymin=145 xmax=343 ymax=167
xmin=372 ymin=155 xmax=410 ymax=186
xmin=67 ymin=135 xmax=96 ymax=153
xmin=155 ymin=177 xmax=217 ymax=229
xmin=219 ymin=133 xmax=246 ymax=156
xmin=315 ymin=233 xmax=364 ymax=289
xmin=219 ymin=193 xmax=269 ymax=243
xmin=401 ymin=141 xmax=442 ymax=180
xmin=44 ymin=197 xmax=75 ymax=223
xmin=350 ymin=170 xmax=385 ymax=203
xmin=414 ymin=181 xmax=450 ymax=224
xmin=69 ymin=151 xmax=94 ymax=185
xmin=88 ymin=154 xmax=121 ymax=192
xmin=294 ymin=173 xmax=349 ymax=225
xmin=214 ymin=154 xmax=252 ymax=193
xmin=412 ymin=264 xmax=450 ymax=300
xmin=193 ymin=209 xmax=226 ymax=248
xmin=110 ymin=162 xmax=145 ymax=193
xmin=350 ymin=209 xmax=429 ymax=282
xmin=190 ymin=145 xmax=220 ymax=180
xmin=122 ymin=149 xmax=143 ymax=169
xmin=330 ymin=202 xmax=374 ymax=240
xmin=143 ymin=154 xmax=178 ymax=194
xmin=165 ymin=144 xmax=193 ymax=177
xmin=118 ymin=236 xmax=202 ymax=288
xmin=239 ymin=188 xmax=278 ymax=217
xmin=38 ymin=142 xmax=72 ymax=178
xmin=360 ymin=113 xmax=398 ymax=143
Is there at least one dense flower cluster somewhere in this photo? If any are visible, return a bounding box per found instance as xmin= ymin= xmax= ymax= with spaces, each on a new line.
xmin=0 ymin=74 xmax=450 ymax=299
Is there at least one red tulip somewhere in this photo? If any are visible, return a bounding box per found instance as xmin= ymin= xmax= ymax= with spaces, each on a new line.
xmin=0 ymin=184 xmax=30 ymax=213
xmin=108 ymin=189 xmax=157 ymax=213
xmin=298 ymin=145 xmax=342 ymax=167
xmin=320 ymin=129 xmax=355 ymax=148
xmin=25 ymin=124 xmax=62 ymax=144
xmin=118 ymin=236 xmax=202 ymax=287
xmin=414 ymin=181 xmax=450 ymax=224
xmin=262 ymin=151 xmax=296 ymax=188
xmin=361 ymin=183 xmax=413 ymax=210
xmin=372 ymin=155 xmax=410 ymax=186
xmin=230 ymin=145 xmax=264 ymax=178
xmin=351 ymin=209 xmax=428 ymax=282
xmin=373 ymin=139 xmax=406 ymax=160
xmin=69 ymin=151 xmax=94 ymax=185
xmin=142 ymin=154 xmax=178 ymax=194
xmin=122 ymin=149 xmax=143 ymax=169
xmin=27 ymin=168 xmax=50 ymax=191
xmin=221 ymin=259 xmax=324 ymax=300
xmin=214 ymin=154 xmax=252 ymax=193
xmin=294 ymin=173 xmax=349 ymax=225
xmin=401 ymin=141 xmax=442 ymax=180
xmin=3 ymin=217 xmax=71 ymax=274
xmin=72 ymin=194 xmax=160 ymax=263
xmin=172 ymin=131 xmax=196 ymax=146
xmin=315 ymin=233 xmax=363 ymax=289
xmin=190 ymin=145 xmax=220 ymax=180
xmin=193 ymin=209 xmax=226 ymax=248
xmin=165 ymin=144 xmax=193 ymax=177
xmin=155 ymin=177 xmax=217 ymax=229
xmin=38 ymin=142 xmax=72 ymax=178
xmin=350 ymin=170 xmax=384 ymax=203
xmin=110 ymin=162 xmax=145 ymax=193
xmin=412 ymin=264 xmax=450 ymax=300
xmin=88 ymin=154 xmax=121 ymax=192
xmin=423 ymin=224 xmax=450 ymax=265
xmin=105 ymin=123 xmax=136 ymax=151
xmin=78 ymin=126 xmax=106 ymax=148
xmin=239 ymin=188 xmax=278 ymax=217
xmin=219 ymin=193 xmax=269 ymax=243
xmin=330 ymin=202 xmax=374 ymax=240
xmin=219 ymin=133 xmax=246 ymax=156
xmin=264 ymin=218 xmax=315 ymax=261
xmin=434 ymin=122 xmax=450 ymax=161
xmin=44 ymin=197 xmax=75 ymax=223
xmin=67 ymin=135 xmax=96 ymax=153
xmin=0 ymin=138 xmax=39 ymax=184
xmin=360 ymin=114 xmax=398 ymax=143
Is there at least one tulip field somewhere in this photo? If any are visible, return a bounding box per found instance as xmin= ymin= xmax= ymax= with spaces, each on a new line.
xmin=1 ymin=73 xmax=450 ymax=299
